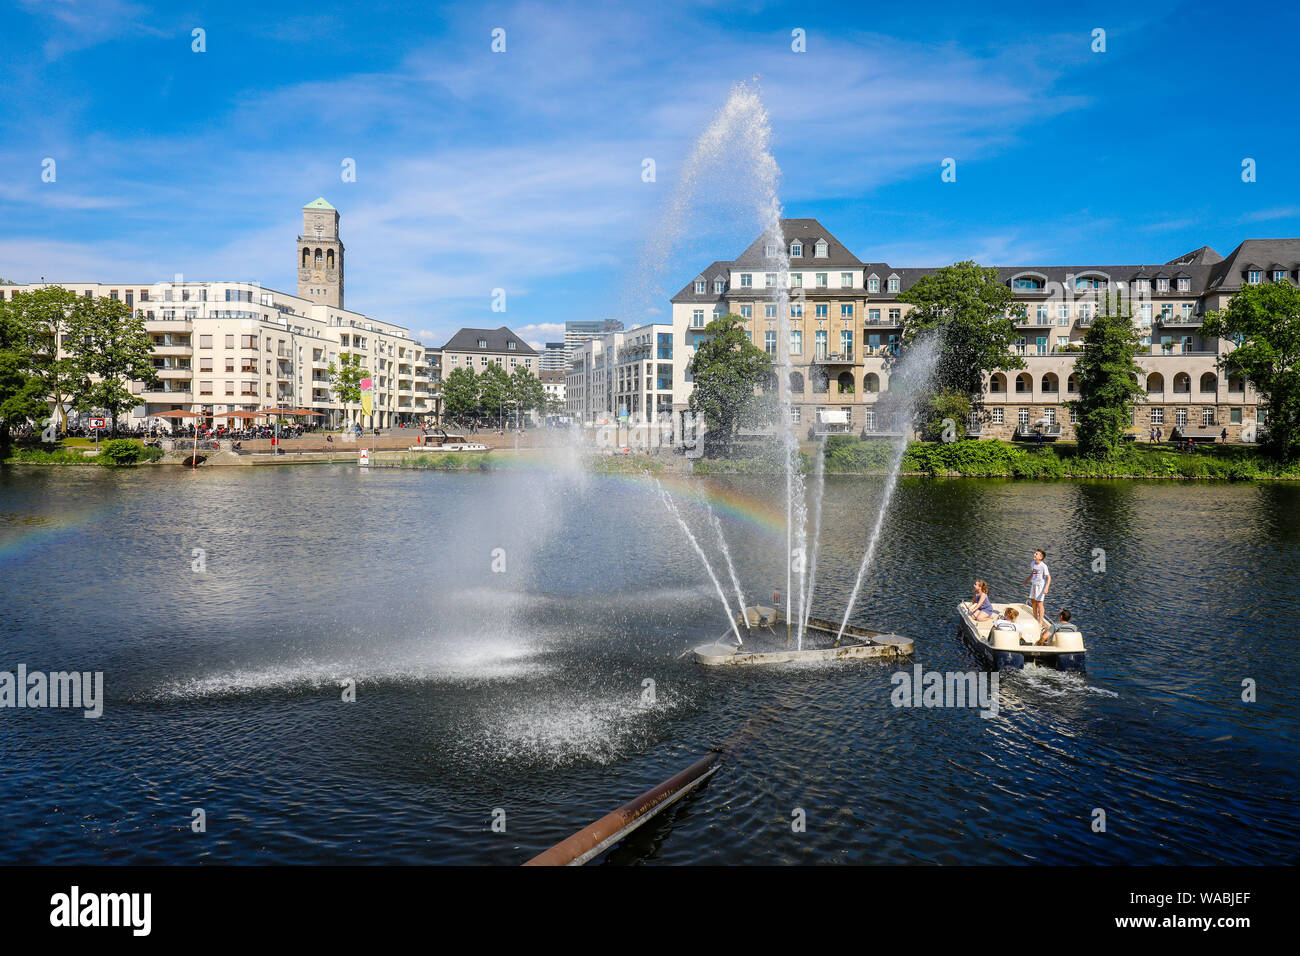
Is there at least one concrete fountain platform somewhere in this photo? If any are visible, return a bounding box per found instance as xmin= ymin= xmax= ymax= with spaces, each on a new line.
xmin=693 ymin=612 xmax=912 ymax=667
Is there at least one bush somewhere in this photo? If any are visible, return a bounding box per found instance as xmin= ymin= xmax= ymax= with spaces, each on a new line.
xmin=97 ymin=439 xmax=152 ymax=467
xmin=4 ymin=446 xmax=97 ymax=464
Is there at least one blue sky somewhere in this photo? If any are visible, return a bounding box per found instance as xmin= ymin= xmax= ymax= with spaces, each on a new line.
xmin=2 ymin=0 xmax=1298 ymax=348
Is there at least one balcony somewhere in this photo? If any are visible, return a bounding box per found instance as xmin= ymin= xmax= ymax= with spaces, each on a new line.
xmin=145 ymin=318 xmax=193 ymax=333
xmin=811 ymin=351 xmax=856 ymax=366
xmin=151 ymin=344 xmax=192 ymax=357
xmin=1159 ymin=313 xmax=1203 ymax=326
xmin=154 ymin=366 xmax=192 ymax=378
xmin=140 ymin=386 xmax=193 ymax=400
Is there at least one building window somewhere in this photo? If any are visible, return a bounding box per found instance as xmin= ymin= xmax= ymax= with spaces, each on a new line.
xmin=1176 ymin=407 xmax=1188 ymax=428
xmin=791 ymin=242 xmax=802 ymax=257
xmin=765 ymin=331 xmax=776 ymax=355
xmin=790 ymin=330 xmax=802 ymax=354
xmin=1151 ymin=407 xmax=1165 ymax=425
xmin=692 ymin=309 xmax=704 ymax=328
xmin=840 ymin=304 xmax=853 ymax=319
xmin=1139 ymin=304 xmax=1153 ymax=323
xmin=868 ymin=276 xmax=879 ymax=293
xmin=814 ymin=240 xmax=828 ymax=258
xmin=739 ymin=305 xmax=752 ymax=318
xmin=840 ymin=272 xmax=852 ymax=288
xmin=868 ymin=308 xmax=880 ymax=324
xmin=1157 ymin=278 xmax=1169 ymax=292
xmin=1018 ymin=408 xmax=1030 ymax=427
xmin=840 ymin=329 xmax=853 ymax=357
xmin=1178 ymin=278 xmax=1190 ymax=292
xmin=889 ymin=308 xmax=901 ymax=323
xmin=1230 ymin=407 xmax=1242 ymax=424
xmin=790 ymin=302 xmax=803 ymax=318
xmin=1247 ymin=270 xmax=1261 ymax=284
xmin=815 ymin=304 xmax=828 ymax=318
xmin=790 ymin=273 xmax=802 ymax=288
xmin=764 ymin=243 xmax=778 ymax=258
xmin=992 ymin=408 xmax=1004 ymax=425
xmin=765 ymin=272 xmax=777 ymax=287
xmin=714 ymin=279 xmax=724 ymax=293
xmin=740 ymin=273 xmax=752 ymax=287
xmin=694 ymin=280 xmax=706 ymax=294
xmin=765 ymin=305 xmax=777 ymax=319
xmin=888 ymin=276 xmax=899 ymax=293
xmin=199 ymin=335 xmax=213 ymax=348
xmin=816 ymin=273 xmax=828 ymax=288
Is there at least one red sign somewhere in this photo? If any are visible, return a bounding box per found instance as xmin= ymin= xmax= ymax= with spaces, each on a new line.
xmin=90 ymin=418 xmax=106 ymax=429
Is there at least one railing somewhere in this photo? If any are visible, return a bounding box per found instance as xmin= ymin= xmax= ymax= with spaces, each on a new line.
xmin=812 ymin=351 xmax=855 ymax=364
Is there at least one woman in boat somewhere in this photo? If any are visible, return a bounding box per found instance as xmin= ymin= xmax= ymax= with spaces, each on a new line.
xmin=965 ymin=580 xmax=996 ymax=621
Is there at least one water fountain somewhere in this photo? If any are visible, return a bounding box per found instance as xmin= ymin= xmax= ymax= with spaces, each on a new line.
xmin=624 ymin=80 xmax=928 ymax=666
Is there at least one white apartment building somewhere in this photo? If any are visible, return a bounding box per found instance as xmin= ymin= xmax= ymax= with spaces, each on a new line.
xmin=2 ymin=199 xmax=432 ymax=429
xmin=565 ymin=322 xmax=687 ymax=432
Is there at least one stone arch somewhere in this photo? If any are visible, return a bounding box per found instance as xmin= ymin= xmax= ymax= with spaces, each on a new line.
xmin=326 ymin=249 xmax=335 ymax=270
xmin=1199 ymin=371 xmax=1217 ymax=393
xmin=812 ymin=367 xmax=829 ymax=393
xmin=989 ymin=372 xmax=1006 ymax=393
xmin=1146 ymin=372 xmax=1164 ymax=394
xmin=1067 ymin=373 xmax=1078 ymax=393
xmin=1042 ymin=372 xmax=1059 ymax=393
xmin=864 ymin=372 xmax=880 ymax=393
xmin=314 ymin=248 xmax=324 ymax=266
xmin=1015 ymin=372 xmax=1032 ymax=394
xmin=1173 ymin=371 xmax=1191 ymax=394
xmin=301 ymin=247 xmax=310 ymax=268
xmin=837 ymin=371 xmax=855 ymax=394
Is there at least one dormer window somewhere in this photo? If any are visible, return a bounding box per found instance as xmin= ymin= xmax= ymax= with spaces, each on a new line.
xmin=887 ymin=275 xmax=899 ymax=293
xmin=1135 ymin=278 xmax=1151 ymax=292
xmin=814 ymin=240 xmax=828 ymax=258
xmin=764 ymin=242 xmax=779 ymax=258
xmin=508 ymin=341 xmax=517 ymax=350
xmin=867 ymin=275 xmax=879 ymax=293
xmin=1178 ymin=278 xmax=1190 ymax=292
xmin=790 ymin=242 xmax=803 ymax=257
xmin=1273 ymin=270 xmax=1286 ymax=283
xmin=477 ymin=339 xmax=488 ymax=348
xmin=713 ymin=279 xmax=724 ymax=293
xmin=1248 ymin=270 xmax=1261 ymax=284
xmin=694 ymin=279 xmax=706 ymax=294
xmin=1013 ymin=276 xmax=1045 ymax=291
xmin=1156 ymin=278 xmax=1169 ymax=292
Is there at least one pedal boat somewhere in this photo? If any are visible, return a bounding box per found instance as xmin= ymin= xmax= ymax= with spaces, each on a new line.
xmin=957 ymin=602 xmax=1086 ymax=672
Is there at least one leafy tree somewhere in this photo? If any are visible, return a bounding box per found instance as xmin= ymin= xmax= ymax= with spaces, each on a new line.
xmin=73 ymin=295 xmax=159 ymax=436
xmin=916 ymin=388 xmax=972 ymax=441
xmin=1202 ymin=280 xmax=1300 ymax=460
xmin=507 ymin=365 xmax=544 ymax=427
xmin=441 ymin=366 xmax=479 ymax=423
xmin=686 ymin=313 xmax=773 ymax=456
xmin=1069 ymin=293 xmax=1146 ymax=459
xmin=0 ymin=301 xmax=49 ymax=457
xmin=896 ymin=261 xmax=1025 ymax=399
xmin=477 ymin=363 xmax=511 ymax=424
xmin=7 ymin=286 xmax=85 ymax=435
xmin=328 ymin=352 xmax=366 ymax=426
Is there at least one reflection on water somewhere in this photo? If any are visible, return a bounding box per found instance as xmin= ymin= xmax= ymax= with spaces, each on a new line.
xmin=0 ymin=465 xmax=1296 ymax=864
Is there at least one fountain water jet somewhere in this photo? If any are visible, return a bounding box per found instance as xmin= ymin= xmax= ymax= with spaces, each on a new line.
xmin=654 ymin=479 xmax=743 ymax=645
xmin=834 ymin=334 xmax=941 ymax=643
xmin=707 ymin=505 xmax=749 ymax=631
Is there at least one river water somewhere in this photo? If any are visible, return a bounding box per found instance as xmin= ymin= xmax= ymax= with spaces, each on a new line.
xmin=1 ymin=462 xmax=1296 ymax=864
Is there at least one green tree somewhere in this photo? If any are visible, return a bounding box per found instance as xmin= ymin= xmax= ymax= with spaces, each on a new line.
xmin=686 ymin=314 xmax=774 ymax=456
xmin=0 ymin=300 xmax=49 ymax=457
xmin=917 ymin=388 xmax=972 ymax=441
xmin=441 ymin=366 xmax=479 ymax=423
xmin=1069 ymin=293 xmax=1146 ymax=459
xmin=1202 ymin=280 xmax=1300 ymax=460
xmin=477 ymin=363 xmax=510 ymax=424
xmin=328 ymin=352 xmax=365 ymax=426
xmin=507 ymin=366 xmax=544 ymax=427
xmin=74 ymin=296 xmax=159 ymax=436
xmin=897 ymin=261 xmax=1025 ymax=399
xmin=8 ymin=286 xmax=85 ymax=435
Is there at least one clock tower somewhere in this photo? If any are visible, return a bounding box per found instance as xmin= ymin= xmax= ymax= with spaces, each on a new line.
xmin=297 ymin=197 xmax=345 ymax=309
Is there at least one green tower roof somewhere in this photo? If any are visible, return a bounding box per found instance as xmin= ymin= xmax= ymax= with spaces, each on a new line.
xmin=303 ymin=197 xmax=336 ymax=210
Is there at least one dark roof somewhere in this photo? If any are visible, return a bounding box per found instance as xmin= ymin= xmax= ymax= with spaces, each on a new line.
xmin=732 ymin=218 xmax=862 ymax=269
xmin=442 ymin=326 xmax=537 ymax=355
xmin=1207 ymin=239 xmax=1300 ymax=292
xmin=1166 ymin=245 xmax=1224 ymax=266
xmin=670 ymin=260 xmax=731 ymax=303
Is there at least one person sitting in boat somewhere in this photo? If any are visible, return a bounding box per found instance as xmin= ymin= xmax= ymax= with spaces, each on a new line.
xmin=964 ymin=580 xmax=996 ymax=621
xmin=994 ymin=606 xmax=1034 ymax=645
xmin=1037 ymin=608 xmax=1077 ymax=646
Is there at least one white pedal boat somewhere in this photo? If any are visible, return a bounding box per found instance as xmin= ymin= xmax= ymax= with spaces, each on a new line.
xmin=957 ymin=602 xmax=1086 ymax=671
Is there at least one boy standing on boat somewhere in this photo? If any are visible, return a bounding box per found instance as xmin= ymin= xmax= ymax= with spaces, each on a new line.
xmin=1022 ymin=549 xmax=1051 ymax=632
